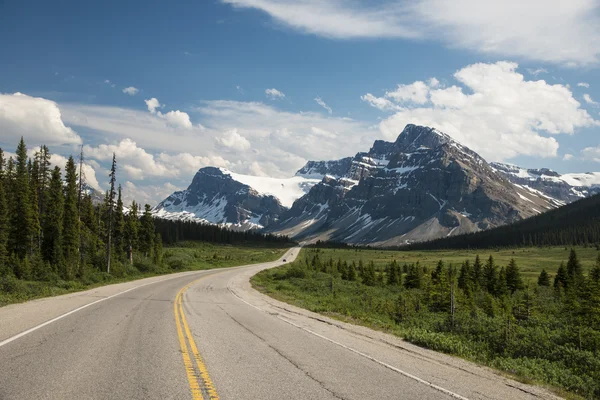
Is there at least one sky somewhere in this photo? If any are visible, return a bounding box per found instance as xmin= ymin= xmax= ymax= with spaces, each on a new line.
xmin=1 ymin=0 xmax=600 ymax=205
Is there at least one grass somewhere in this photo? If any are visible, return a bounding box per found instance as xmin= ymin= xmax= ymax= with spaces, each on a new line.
xmin=0 ymin=241 xmax=289 ymax=307
xmin=252 ymin=246 xmax=600 ymax=398
xmin=302 ymin=246 xmax=599 ymax=282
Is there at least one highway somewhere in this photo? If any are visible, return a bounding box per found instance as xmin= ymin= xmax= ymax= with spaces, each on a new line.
xmin=0 ymin=248 xmax=560 ymax=399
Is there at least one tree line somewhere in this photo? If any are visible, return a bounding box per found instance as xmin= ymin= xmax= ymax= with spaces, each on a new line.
xmin=154 ymin=218 xmax=292 ymax=246
xmin=409 ymin=193 xmax=600 ymax=250
xmin=0 ymin=138 xmax=159 ymax=282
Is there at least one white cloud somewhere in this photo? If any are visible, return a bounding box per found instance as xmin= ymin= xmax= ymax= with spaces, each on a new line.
xmin=236 ymin=85 xmax=244 ymax=94
xmin=526 ymin=68 xmax=548 ymax=76
xmin=49 ymin=153 xmax=101 ymax=190
xmin=195 ymin=100 xmax=373 ymax=176
xmin=365 ymin=61 xmax=598 ymax=161
xmin=563 ymin=153 xmax=574 ymax=161
xmin=582 ymin=146 xmax=600 ymax=162
xmin=584 ymin=94 xmax=599 ymax=106
xmin=0 ymin=92 xmax=82 ymax=146
xmin=145 ymin=97 xmax=161 ymax=113
xmin=215 ymin=128 xmax=252 ymax=151
xmin=104 ymin=79 xmax=116 ymax=88
xmin=265 ymin=88 xmax=285 ymax=100
xmin=385 ymin=81 xmax=430 ymax=104
xmin=222 ymin=0 xmax=600 ymax=65
xmin=577 ymin=82 xmax=590 ymax=88
xmin=314 ymin=96 xmax=332 ymax=114
xmin=360 ymin=93 xmax=401 ymax=112
xmin=84 ymin=139 xmax=176 ymax=179
xmin=83 ymin=138 xmax=230 ymax=182
xmin=122 ymin=86 xmax=139 ymax=96
xmin=122 ymin=181 xmax=180 ymax=206
xmin=144 ymin=97 xmax=192 ymax=129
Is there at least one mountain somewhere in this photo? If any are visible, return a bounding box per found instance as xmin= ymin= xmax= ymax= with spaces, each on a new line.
xmin=265 ymin=124 xmax=561 ymax=245
xmin=408 ymin=192 xmax=600 ymax=250
xmin=153 ymin=167 xmax=319 ymax=228
xmin=490 ymin=162 xmax=600 ymax=203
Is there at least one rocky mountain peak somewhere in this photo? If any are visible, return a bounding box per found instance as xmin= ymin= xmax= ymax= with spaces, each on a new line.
xmin=393 ymin=124 xmax=451 ymax=152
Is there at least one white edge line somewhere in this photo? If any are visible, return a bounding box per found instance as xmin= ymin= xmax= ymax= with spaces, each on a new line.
xmin=227 ymin=277 xmax=469 ymax=400
xmin=0 ymin=250 xmax=296 ymax=349
xmin=0 ymin=270 xmax=206 ymax=348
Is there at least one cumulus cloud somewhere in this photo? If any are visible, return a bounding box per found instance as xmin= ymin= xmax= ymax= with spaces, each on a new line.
xmin=364 ymin=61 xmax=598 ymax=161
xmin=122 ymin=181 xmax=180 ymax=206
xmin=145 ymin=97 xmax=161 ymax=113
xmin=49 ymin=153 xmax=101 ymax=190
xmin=195 ymin=100 xmax=373 ymax=176
xmin=122 ymin=86 xmax=139 ymax=96
xmin=0 ymin=92 xmax=82 ymax=146
xmin=563 ymin=153 xmax=574 ymax=161
xmin=215 ymin=128 xmax=252 ymax=151
xmin=584 ymin=94 xmax=599 ymax=106
xmin=265 ymin=88 xmax=285 ymax=100
xmin=222 ymin=0 xmax=600 ymax=65
xmin=582 ymin=146 xmax=600 ymax=163
xmin=577 ymin=82 xmax=590 ymax=88
xmin=314 ymin=96 xmax=332 ymax=114
xmin=144 ymin=97 xmax=192 ymax=129
xmin=385 ymin=81 xmax=430 ymax=104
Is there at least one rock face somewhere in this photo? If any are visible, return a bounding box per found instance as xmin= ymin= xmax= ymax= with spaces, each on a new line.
xmin=153 ymin=167 xmax=286 ymax=228
xmin=266 ymin=124 xmax=561 ymax=245
xmin=490 ymin=162 xmax=600 ymax=203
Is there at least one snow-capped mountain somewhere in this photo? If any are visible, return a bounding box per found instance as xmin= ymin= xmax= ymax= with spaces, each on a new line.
xmin=490 ymin=162 xmax=600 ymax=202
xmin=153 ymin=167 xmax=319 ymax=228
xmin=154 ymin=124 xmax=598 ymax=245
xmin=264 ymin=124 xmax=562 ymax=245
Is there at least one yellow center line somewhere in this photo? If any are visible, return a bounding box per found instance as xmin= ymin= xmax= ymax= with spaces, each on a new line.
xmin=174 ymin=275 xmax=221 ymax=400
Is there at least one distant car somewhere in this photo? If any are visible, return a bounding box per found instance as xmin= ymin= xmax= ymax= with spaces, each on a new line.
xmin=283 ymin=259 xmax=287 ymax=262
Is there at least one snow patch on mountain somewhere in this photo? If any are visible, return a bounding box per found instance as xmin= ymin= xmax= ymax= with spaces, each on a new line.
xmin=220 ymin=168 xmax=320 ymax=207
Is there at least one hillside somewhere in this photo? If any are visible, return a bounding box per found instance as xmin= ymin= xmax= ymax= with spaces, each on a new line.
xmin=409 ymin=192 xmax=600 ymax=249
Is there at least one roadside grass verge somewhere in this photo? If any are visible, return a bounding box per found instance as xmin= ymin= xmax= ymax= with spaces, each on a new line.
xmin=0 ymin=242 xmax=289 ymax=307
xmin=252 ymin=246 xmax=600 ymax=399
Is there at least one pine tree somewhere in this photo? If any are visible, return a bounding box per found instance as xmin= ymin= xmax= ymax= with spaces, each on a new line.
xmin=537 ymin=269 xmax=551 ymax=286
xmin=113 ymin=185 xmax=125 ymax=260
xmin=139 ymin=204 xmax=155 ymax=258
xmin=483 ymin=255 xmax=498 ymax=295
xmin=62 ymin=156 xmax=80 ymax=279
xmin=0 ymin=166 xmax=8 ymax=274
xmin=10 ymin=138 xmax=34 ymax=259
xmin=472 ymin=255 xmax=483 ymax=288
xmin=42 ymin=167 xmax=64 ymax=269
xmin=124 ymin=200 xmax=139 ymax=264
xmin=347 ymin=262 xmax=357 ymax=281
xmin=106 ymin=153 xmax=116 ymax=273
xmin=566 ymin=248 xmax=584 ymax=288
xmin=554 ymin=262 xmax=568 ymax=290
xmin=362 ymin=260 xmax=376 ymax=286
xmin=29 ymin=157 xmax=41 ymax=255
xmin=505 ymin=258 xmax=524 ymax=294
xmin=458 ymin=260 xmax=472 ymax=293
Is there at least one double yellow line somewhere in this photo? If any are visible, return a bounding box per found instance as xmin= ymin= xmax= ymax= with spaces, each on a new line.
xmin=174 ymin=276 xmax=220 ymax=400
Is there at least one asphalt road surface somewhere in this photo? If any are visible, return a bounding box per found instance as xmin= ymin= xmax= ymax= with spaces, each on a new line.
xmin=0 ymin=248 xmax=561 ymax=399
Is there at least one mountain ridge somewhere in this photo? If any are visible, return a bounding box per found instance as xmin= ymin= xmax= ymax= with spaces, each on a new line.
xmin=153 ymin=124 xmax=599 ymax=245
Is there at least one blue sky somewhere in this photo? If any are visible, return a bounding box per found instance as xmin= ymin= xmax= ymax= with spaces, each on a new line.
xmin=1 ymin=0 xmax=599 ymax=204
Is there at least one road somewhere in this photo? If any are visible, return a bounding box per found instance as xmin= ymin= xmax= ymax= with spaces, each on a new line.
xmin=0 ymin=247 xmax=560 ymax=400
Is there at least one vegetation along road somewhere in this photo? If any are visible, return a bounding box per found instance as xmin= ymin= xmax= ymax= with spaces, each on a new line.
xmin=0 ymin=246 xmax=564 ymax=400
